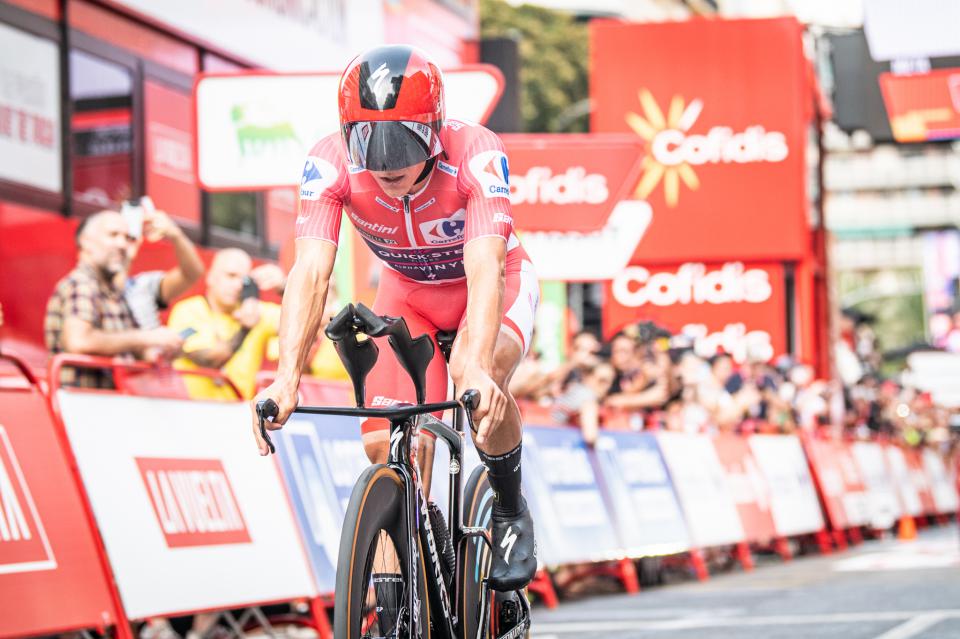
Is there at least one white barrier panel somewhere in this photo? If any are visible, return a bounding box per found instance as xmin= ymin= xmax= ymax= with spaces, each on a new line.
xmin=922 ymin=448 xmax=959 ymax=514
xmin=656 ymin=432 xmax=745 ymax=547
xmin=58 ymin=392 xmax=316 ymax=619
xmin=852 ymin=441 xmax=901 ymax=530
xmin=747 ymin=435 xmax=824 ymax=537
xmin=884 ymin=446 xmax=923 ymax=517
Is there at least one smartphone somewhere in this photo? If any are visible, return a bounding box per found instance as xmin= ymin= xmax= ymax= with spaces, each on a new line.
xmin=178 ymin=327 xmax=197 ymax=340
xmin=121 ymin=199 xmax=144 ymax=240
xmin=241 ymin=276 xmax=260 ymax=301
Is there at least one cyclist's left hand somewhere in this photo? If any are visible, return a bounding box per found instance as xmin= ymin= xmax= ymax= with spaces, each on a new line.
xmin=460 ymin=365 xmax=507 ymax=446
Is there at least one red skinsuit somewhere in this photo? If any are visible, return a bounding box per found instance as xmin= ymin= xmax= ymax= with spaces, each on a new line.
xmin=296 ymin=119 xmax=539 ymax=434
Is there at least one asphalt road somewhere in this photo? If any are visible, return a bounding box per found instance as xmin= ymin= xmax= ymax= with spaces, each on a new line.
xmin=531 ymin=523 xmax=960 ymax=639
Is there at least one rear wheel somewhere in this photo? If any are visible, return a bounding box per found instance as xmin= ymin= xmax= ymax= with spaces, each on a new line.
xmin=335 ymin=465 xmax=431 ymax=639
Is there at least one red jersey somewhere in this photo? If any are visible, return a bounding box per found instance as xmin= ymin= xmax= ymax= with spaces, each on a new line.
xmin=295 ymin=120 xmax=524 ymax=283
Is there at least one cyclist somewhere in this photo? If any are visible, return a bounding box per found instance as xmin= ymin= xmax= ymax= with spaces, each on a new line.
xmin=251 ymin=44 xmax=539 ymax=592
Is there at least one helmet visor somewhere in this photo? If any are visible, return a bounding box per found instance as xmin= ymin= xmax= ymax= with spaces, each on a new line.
xmin=343 ymin=120 xmax=442 ymax=172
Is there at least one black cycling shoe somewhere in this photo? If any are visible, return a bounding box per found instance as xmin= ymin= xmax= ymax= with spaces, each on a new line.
xmin=488 ymin=499 xmax=537 ymax=592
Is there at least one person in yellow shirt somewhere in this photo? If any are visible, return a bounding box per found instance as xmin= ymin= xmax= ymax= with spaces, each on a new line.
xmin=308 ymin=277 xmax=350 ymax=382
xmin=167 ymin=248 xmax=285 ymax=400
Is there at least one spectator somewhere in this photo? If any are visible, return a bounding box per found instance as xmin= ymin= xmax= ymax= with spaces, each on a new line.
xmin=308 ymin=277 xmax=350 ymax=382
xmin=604 ymin=331 xmax=670 ymax=413
xmin=121 ymin=206 xmax=204 ymax=329
xmin=552 ymin=361 xmax=616 ymax=445
xmin=45 ymin=211 xmax=183 ymax=388
xmin=167 ymin=248 xmax=284 ymax=399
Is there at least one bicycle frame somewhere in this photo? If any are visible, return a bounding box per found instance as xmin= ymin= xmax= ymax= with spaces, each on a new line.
xmin=288 ymin=400 xmax=493 ymax=639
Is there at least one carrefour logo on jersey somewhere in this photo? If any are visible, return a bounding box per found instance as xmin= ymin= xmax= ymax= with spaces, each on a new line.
xmin=420 ymin=209 xmax=466 ymax=245
xmin=299 ymin=156 xmax=338 ymax=201
xmin=469 ymin=150 xmax=510 ymax=199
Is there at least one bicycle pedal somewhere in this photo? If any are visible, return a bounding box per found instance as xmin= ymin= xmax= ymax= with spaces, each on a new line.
xmin=495 ymin=591 xmax=530 ymax=639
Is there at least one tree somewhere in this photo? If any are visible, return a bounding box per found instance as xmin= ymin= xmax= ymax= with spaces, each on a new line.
xmin=480 ymin=0 xmax=590 ymax=133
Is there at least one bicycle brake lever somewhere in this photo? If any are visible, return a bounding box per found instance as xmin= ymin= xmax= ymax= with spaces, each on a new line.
xmin=460 ymin=389 xmax=480 ymax=434
xmin=256 ymin=398 xmax=278 ymax=455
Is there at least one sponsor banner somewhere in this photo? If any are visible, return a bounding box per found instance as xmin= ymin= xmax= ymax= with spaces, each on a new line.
xmin=803 ymin=437 xmax=870 ymax=530
xmin=712 ymin=434 xmax=776 ymax=544
xmin=905 ymin=449 xmax=938 ymax=516
xmin=603 ymin=261 xmax=787 ymax=363
xmin=145 ymin=81 xmax=200 ymax=225
xmin=921 ymin=448 xmax=959 ymax=515
xmin=500 ymin=134 xmax=645 ymax=233
xmin=519 ymin=200 xmax=652 ymax=281
xmin=195 ymin=68 xmax=503 ymax=190
xmin=593 ymin=432 xmax=690 ymax=557
xmin=655 ymin=432 xmax=745 ymax=547
xmin=272 ymin=414 xmax=368 ymax=593
xmin=0 ymin=22 xmax=62 ymax=193
xmin=747 ymin=435 xmax=824 ymax=537
xmin=0 ymin=381 xmax=117 ymax=636
xmin=879 ymin=69 xmax=960 ymax=143
xmin=590 ymin=18 xmax=809 ymax=264
xmin=58 ymin=392 xmax=315 ymax=618
xmin=883 ymin=445 xmax=923 ymax=517
xmin=852 ymin=441 xmax=902 ymax=530
xmin=522 ymin=426 xmax=622 ymax=565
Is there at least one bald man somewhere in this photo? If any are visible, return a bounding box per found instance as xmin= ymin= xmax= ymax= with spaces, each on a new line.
xmin=167 ymin=248 xmax=285 ymax=399
xmin=45 ymin=210 xmax=184 ymax=388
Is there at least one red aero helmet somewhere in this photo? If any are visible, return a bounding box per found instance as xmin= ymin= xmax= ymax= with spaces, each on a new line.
xmin=339 ymin=44 xmax=445 ymax=172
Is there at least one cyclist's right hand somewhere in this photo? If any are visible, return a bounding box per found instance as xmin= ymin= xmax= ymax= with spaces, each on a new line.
xmin=251 ymin=381 xmax=298 ymax=456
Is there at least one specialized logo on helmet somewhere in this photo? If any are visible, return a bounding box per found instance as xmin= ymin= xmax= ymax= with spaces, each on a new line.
xmin=299 ymin=156 xmax=338 ymax=201
xmin=469 ymin=150 xmax=510 ymax=199
xmin=627 ymin=89 xmax=789 ymax=207
xmin=419 ymin=209 xmax=465 ymax=245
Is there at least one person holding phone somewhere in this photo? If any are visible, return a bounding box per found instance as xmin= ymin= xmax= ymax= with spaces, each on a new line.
xmin=166 ymin=248 xmax=287 ymax=399
xmin=120 ymin=196 xmax=205 ymax=332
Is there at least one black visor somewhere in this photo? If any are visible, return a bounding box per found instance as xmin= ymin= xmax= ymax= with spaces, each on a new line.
xmin=344 ymin=120 xmax=442 ymax=172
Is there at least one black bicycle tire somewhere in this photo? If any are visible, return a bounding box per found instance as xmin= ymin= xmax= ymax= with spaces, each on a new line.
xmin=458 ymin=465 xmax=493 ymax=639
xmin=334 ymin=464 xmax=431 ymax=639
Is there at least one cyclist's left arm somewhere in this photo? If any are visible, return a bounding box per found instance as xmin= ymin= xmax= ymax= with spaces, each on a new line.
xmin=458 ymin=127 xmax=516 ymax=442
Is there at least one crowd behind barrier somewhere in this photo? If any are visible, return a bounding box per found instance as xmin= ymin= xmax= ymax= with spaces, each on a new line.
xmin=1 ymin=353 xmax=957 ymax=639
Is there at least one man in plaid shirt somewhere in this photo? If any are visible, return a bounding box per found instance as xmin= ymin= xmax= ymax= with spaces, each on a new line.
xmin=45 ymin=211 xmax=183 ymax=388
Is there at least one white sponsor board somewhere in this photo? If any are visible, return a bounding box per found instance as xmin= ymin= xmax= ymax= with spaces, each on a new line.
xmin=0 ymin=22 xmax=61 ymax=193
xmin=922 ymin=448 xmax=959 ymax=515
xmin=884 ymin=446 xmax=923 ymax=517
xmin=109 ymin=0 xmax=387 ymax=72
xmin=747 ymin=435 xmax=824 ymax=537
xmin=519 ymin=200 xmax=653 ymax=281
xmin=655 ymin=432 xmax=745 ymax=547
xmin=58 ymin=392 xmax=315 ymax=618
xmin=852 ymin=441 xmax=901 ymax=530
xmin=195 ymin=69 xmax=501 ymax=190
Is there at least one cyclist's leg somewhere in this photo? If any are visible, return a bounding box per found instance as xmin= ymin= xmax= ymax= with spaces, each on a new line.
xmin=449 ymin=253 xmax=539 ymax=591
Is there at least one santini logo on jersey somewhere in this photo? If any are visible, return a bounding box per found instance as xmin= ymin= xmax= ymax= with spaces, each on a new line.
xmin=419 ymin=208 xmax=465 ymax=245
xmin=299 ymin=156 xmax=338 ymax=201
xmin=469 ymin=150 xmax=510 ymax=199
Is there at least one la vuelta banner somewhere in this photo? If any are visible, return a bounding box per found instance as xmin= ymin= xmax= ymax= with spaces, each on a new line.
xmin=590 ymin=18 xmax=809 ymax=264
xmin=603 ymin=261 xmax=787 ymax=362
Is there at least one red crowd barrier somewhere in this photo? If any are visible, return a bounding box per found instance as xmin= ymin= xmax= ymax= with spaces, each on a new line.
xmin=0 ymin=353 xmax=128 ymax=639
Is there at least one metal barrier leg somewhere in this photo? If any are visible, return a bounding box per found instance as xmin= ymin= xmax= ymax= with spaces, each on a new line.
xmin=309 ymin=597 xmax=334 ymax=639
xmin=528 ymin=570 xmax=559 ymax=609
xmin=735 ymin=542 xmax=754 ymax=572
xmin=688 ymin=549 xmax=709 ymax=581
xmin=832 ymin=529 xmax=848 ymax=551
xmin=775 ymin=537 xmax=793 ymax=562
xmin=815 ymin=530 xmax=833 ymax=554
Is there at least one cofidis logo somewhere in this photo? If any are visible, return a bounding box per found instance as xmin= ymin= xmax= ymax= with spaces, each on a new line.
xmin=627 ymin=90 xmax=789 ymax=207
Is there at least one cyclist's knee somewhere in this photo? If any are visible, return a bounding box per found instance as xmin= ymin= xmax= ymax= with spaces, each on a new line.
xmin=362 ymin=432 xmax=389 ymax=464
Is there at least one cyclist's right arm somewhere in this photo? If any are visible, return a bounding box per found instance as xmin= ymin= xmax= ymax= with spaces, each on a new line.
xmin=251 ymin=238 xmax=337 ymax=455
